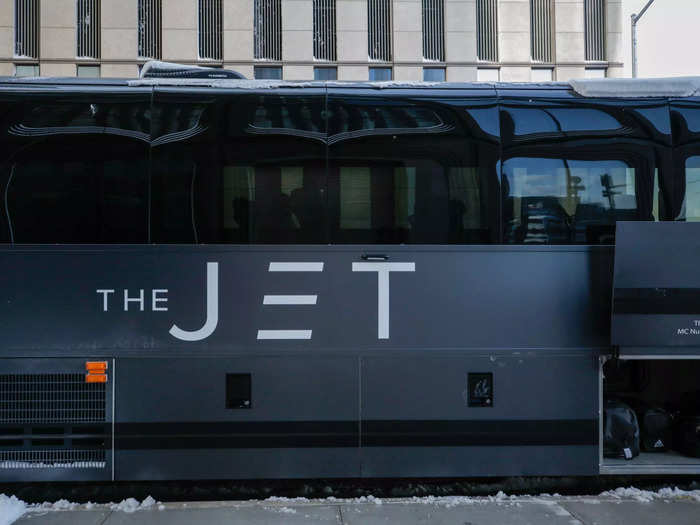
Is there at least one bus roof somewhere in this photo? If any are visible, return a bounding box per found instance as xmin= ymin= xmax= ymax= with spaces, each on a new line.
xmin=0 ymin=75 xmax=699 ymax=98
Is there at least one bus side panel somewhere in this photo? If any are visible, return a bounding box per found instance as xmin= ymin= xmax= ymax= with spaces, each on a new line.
xmin=360 ymin=352 xmax=599 ymax=477
xmin=113 ymin=357 xmax=360 ymax=480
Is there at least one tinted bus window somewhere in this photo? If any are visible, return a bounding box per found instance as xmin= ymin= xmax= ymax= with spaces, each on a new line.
xmin=327 ymin=92 xmax=500 ymax=244
xmin=670 ymin=100 xmax=700 ymax=221
xmin=500 ymin=98 xmax=670 ymax=244
xmin=0 ymin=94 xmax=150 ymax=243
xmin=151 ymin=91 xmax=327 ymax=244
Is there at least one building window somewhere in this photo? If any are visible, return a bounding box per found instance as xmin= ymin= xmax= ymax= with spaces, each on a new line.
xmin=14 ymin=0 xmax=39 ymax=59
xmin=313 ymin=0 xmax=336 ymax=61
xmin=254 ymin=0 xmax=282 ymax=61
xmin=77 ymin=0 xmax=100 ymax=59
xmin=14 ymin=64 xmax=39 ymax=77
xmin=138 ymin=0 xmax=162 ymax=59
xmin=199 ymin=0 xmax=223 ymax=61
xmin=531 ymin=68 xmax=553 ymax=82
xmin=77 ymin=64 xmax=100 ymax=78
xmin=254 ymin=66 xmax=282 ymax=79
xmin=476 ymin=0 xmax=498 ymax=62
xmin=584 ymin=0 xmax=606 ymax=61
xmin=423 ymin=67 xmax=445 ymax=82
xmin=530 ymin=0 xmax=553 ymax=63
xmin=422 ymin=0 xmax=444 ymax=61
xmin=368 ymin=0 xmax=391 ymax=62
xmin=369 ymin=67 xmax=392 ymax=81
xmin=314 ymin=67 xmax=337 ymax=80
xmin=477 ymin=68 xmax=499 ymax=82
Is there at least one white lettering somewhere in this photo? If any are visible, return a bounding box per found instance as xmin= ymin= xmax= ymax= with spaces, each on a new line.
xmin=96 ymin=289 xmax=115 ymax=312
xmin=152 ymin=289 xmax=169 ymax=311
xmin=123 ymin=289 xmax=145 ymax=312
xmin=352 ymin=262 xmax=415 ymax=339
xmin=169 ymin=262 xmax=218 ymax=342
xmin=679 ymin=328 xmax=690 ymax=335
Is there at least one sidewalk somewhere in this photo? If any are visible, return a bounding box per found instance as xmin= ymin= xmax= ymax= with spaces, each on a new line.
xmin=8 ymin=489 xmax=700 ymax=525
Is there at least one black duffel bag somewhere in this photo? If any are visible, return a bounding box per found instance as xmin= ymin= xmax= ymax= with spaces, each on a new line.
xmin=674 ymin=391 xmax=700 ymax=457
xmin=622 ymin=399 xmax=673 ymax=452
xmin=603 ymin=399 xmax=640 ymax=460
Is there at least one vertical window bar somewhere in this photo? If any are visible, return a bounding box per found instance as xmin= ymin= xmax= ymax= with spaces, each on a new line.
xmin=254 ymin=0 xmax=282 ymax=60
xmin=138 ymin=0 xmax=162 ymax=59
xmin=585 ymin=0 xmax=605 ymax=61
xmin=313 ymin=0 xmax=336 ymax=61
xmin=530 ymin=0 xmax=552 ymax=62
xmin=76 ymin=0 xmax=99 ymax=59
xmin=368 ymin=0 xmax=391 ymax=61
xmin=477 ymin=0 xmax=498 ymax=62
xmin=422 ymin=0 xmax=444 ymax=61
xmin=13 ymin=0 xmax=40 ymax=59
xmin=199 ymin=0 xmax=222 ymax=60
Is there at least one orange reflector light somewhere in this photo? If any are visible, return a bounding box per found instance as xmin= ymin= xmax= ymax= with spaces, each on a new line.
xmin=85 ymin=373 xmax=107 ymax=384
xmin=85 ymin=361 xmax=108 ymax=372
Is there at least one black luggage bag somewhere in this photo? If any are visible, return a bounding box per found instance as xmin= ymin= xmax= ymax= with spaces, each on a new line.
xmin=603 ymin=399 xmax=640 ymax=459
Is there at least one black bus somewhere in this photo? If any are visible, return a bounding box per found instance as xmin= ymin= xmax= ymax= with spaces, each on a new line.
xmin=1 ymin=71 xmax=699 ymax=482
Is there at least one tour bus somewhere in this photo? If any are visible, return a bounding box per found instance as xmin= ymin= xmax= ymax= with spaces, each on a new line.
xmin=1 ymin=65 xmax=700 ymax=482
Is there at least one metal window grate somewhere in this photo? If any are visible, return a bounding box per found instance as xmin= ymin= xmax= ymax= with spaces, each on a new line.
xmin=0 ymin=449 xmax=106 ymax=469
xmin=76 ymin=0 xmax=100 ymax=59
xmin=138 ymin=0 xmax=162 ymax=60
xmin=313 ymin=0 xmax=336 ymax=61
xmin=14 ymin=0 xmax=39 ymax=59
xmin=422 ymin=0 xmax=444 ymax=61
xmin=585 ymin=0 xmax=606 ymax=61
xmin=254 ymin=0 xmax=282 ymax=61
xmin=476 ymin=0 xmax=498 ymax=62
xmin=0 ymin=374 xmax=106 ymax=424
xmin=530 ymin=0 xmax=553 ymax=62
xmin=368 ymin=0 xmax=391 ymax=61
xmin=199 ymin=0 xmax=223 ymax=61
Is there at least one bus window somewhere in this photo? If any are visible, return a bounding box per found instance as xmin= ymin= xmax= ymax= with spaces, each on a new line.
xmin=503 ymin=158 xmax=637 ymax=244
xmin=0 ymin=97 xmax=150 ymax=243
xmin=681 ymin=156 xmax=700 ymax=221
xmin=151 ymin=92 xmax=327 ymax=244
xmin=500 ymin=99 xmax=670 ymax=243
xmin=327 ymin=93 xmax=500 ymax=244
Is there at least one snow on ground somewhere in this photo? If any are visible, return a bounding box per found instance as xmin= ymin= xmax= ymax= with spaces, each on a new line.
xmin=0 ymin=495 xmax=27 ymax=525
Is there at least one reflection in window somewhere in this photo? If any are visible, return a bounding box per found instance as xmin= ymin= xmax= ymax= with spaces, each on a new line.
xmin=333 ymin=163 xmax=483 ymax=243
xmin=683 ymin=156 xmax=700 ymax=221
xmin=504 ymin=158 xmax=637 ymax=244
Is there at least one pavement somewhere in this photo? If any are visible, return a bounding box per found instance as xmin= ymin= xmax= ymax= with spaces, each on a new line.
xmin=11 ymin=492 xmax=700 ymax=525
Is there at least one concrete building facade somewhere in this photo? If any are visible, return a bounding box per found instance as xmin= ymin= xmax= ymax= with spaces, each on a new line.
xmin=1 ymin=0 xmax=623 ymax=81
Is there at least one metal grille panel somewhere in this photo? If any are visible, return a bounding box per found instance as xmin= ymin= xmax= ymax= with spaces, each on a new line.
xmin=476 ymin=0 xmax=498 ymax=62
xmin=313 ymin=0 xmax=336 ymax=61
xmin=199 ymin=0 xmax=223 ymax=61
xmin=368 ymin=0 xmax=391 ymax=62
xmin=585 ymin=0 xmax=606 ymax=61
xmin=138 ymin=0 xmax=162 ymax=59
xmin=14 ymin=0 xmax=39 ymax=59
xmin=530 ymin=0 xmax=553 ymax=62
xmin=0 ymin=374 xmax=106 ymax=424
xmin=254 ymin=0 xmax=282 ymax=61
xmin=422 ymin=0 xmax=444 ymax=61
xmin=0 ymin=449 xmax=106 ymax=469
xmin=76 ymin=0 xmax=100 ymax=59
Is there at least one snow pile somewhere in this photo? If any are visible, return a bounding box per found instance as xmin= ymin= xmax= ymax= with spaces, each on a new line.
xmin=109 ymin=496 xmax=159 ymax=513
xmin=601 ymin=487 xmax=700 ymax=503
xmin=0 ymin=494 xmax=27 ymax=525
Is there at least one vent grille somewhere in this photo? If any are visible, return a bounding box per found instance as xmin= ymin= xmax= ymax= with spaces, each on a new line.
xmin=368 ymin=0 xmax=391 ymax=62
xmin=14 ymin=0 xmax=39 ymax=59
xmin=313 ymin=0 xmax=336 ymax=61
xmin=531 ymin=0 xmax=553 ymax=62
xmin=76 ymin=0 xmax=100 ymax=59
xmin=476 ymin=0 xmax=498 ymax=62
xmin=422 ymin=0 xmax=444 ymax=61
xmin=0 ymin=449 xmax=106 ymax=469
xmin=585 ymin=0 xmax=606 ymax=61
xmin=0 ymin=374 xmax=106 ymax=424
xmin=254 ymin=0 xmax=282 ymax=61
xmin=138 ymin=0 xmax=162 ymax=60
xmin=199 ymin=0 xmax=223 ymax=61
